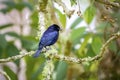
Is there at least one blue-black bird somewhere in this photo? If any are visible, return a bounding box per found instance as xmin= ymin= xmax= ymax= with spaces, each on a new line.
xmin=33 ymin=24 xmax=61 ymax=57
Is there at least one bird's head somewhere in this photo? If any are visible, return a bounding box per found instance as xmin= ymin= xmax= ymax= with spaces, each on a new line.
xmin=48 ymin=24 xmax=62 ymax=31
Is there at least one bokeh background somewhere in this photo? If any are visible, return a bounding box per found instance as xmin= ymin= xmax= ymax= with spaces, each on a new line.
xmin=0 ymin=0 xmax=120 ymax=80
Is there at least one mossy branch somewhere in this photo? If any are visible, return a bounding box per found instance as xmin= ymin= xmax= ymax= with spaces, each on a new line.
xmin=0 ymin=51 xmax=34 ymax=63
xmin=0 ymin=32 xmax=120 ymax=63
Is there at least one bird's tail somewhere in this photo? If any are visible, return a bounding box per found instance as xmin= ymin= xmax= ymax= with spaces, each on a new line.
xmin=33 ymin=46 xmax=43 ymax=58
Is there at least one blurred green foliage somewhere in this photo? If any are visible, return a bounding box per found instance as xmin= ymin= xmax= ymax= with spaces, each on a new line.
xmin=56 ymin=61 xmax=68 ymax=80
xmin=0 ymin=0 xmax=33 ymax=13
xmin=83 ymin=5 xmax=96 ymax=24
xmin=0 ymin=0 xmax=120 ymax=80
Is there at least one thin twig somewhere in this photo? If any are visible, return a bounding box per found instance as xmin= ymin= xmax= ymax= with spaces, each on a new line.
xmin=0 ymin=70 xmax=11 ymax=80
xmin=54 ymin=0 xmax=74 ymax=18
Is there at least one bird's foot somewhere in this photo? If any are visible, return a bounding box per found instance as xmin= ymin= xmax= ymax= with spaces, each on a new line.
xmin=45 ymin=46 xmax=51 ymax=50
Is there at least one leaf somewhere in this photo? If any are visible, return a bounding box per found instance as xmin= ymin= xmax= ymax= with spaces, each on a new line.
xmin=21 ymin=39 xmax=33 ymax=50
xmin=0 ymin=34 xmax=7 ymax=48
xmin=5 ymin=32 xmax=20 ymax=38
xmin=2 ymin=1 xmax=15 ymax=7
xmin=16 ymin=2 xmax=33 ymax=11
xmin=70 ymin=0 xmax=76 ymax=6
xmin=91 ymin=36 xmax=102 ymax=54
xmin=109 ymin=41 xmax=117 ymax=52
xmin=21 ymin=36 xmax=37 ymax=50
xmin=25 ymin=54 xmax=45 ymax=80
xmin=30 ymin=11 xmax=38 ymax=28
xmin=5 ymin=42 xmax=19 ymax=57
xmin=70 ymin=27 xmax=86 ymax=42
xmin=56 ymin=61 xmax=68 ymax=80
xmin=21 ymin=2 xmax=33 ymax=10
xmin=83 ymin=5 xmax=96 ymax=24
xmin=0 ymin=24 xmax=13 ymax=29
xmin=113 ymin=11 xmax=120 ymax=24
xmin=56 ymin=9 xmax=66 ymax=27
xmin=0 ymin=8 xmax=9 ymax=14
xmin=110 ymin=0 xmax=116 ymax=1
xmin=5 ymin=42 xmax=20 ymax=66
xmin=1 ymin=1 xmax=33 ymax=13
xmin=78 ymin=34 xmax=92 ymax=55
xmin=32 ymin=61 xmax=45 ymax=80
xmin=0 ymin=1 xmax=15 ymax=13
xmin=70 ymin=17 xmax=83 ymax=29
xmin=96 ymin=22 xmax=111 ymax=31
xmin=90 ymin=61 xmax=98 ymax=72
xmin=4 ymin=66 xmax=18 ymax=80
xmin=86 ymin=44 xmax=96 ymax=57
xmin=0 ymin=46 xmax=3 ymax=58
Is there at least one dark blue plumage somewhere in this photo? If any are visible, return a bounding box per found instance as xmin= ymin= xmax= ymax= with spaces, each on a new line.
xmin=33 ymin=24 xmax=61 ymax=57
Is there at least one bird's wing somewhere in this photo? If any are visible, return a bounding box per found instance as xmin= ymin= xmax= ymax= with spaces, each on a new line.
xmin=40 ymin=31 xmax=59 ymax=46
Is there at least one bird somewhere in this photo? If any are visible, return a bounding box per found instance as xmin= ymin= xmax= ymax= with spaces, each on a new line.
xmin=33 ymin=24 xmax=61 ymax=57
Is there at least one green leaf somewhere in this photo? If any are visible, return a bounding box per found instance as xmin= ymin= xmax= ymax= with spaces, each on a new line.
xmin=32 ymin=62 xmax=45 ymax=80
xmin=30 ymin=11 xmax=38 ymax=28
xmin=0 ymin=34 xmax=7 ymax=48
xmin=6 ymin=42 xmax=19 ymax=57
xmin=22 ymin=2 xmax=33 ymax=10
xmin=113 ymin=11 xmax=120 ymax=25
xmin=78 ymin=34 xmax=92 ymax=55
xmin=2 ymin=1 xmax=15 ymax=7
xmin=21 ymin=36 xmax=37 ymax=50
xmin=0 ymin=46 xmax=3 ymax=58
xmin=70 ymin=0 xmax=76 ymax=6
xmin=56 ymin=9 xmax=66 ymax=27
xmin=1 ymin=1 xmax=33 ymax=13
xmin=83 ymin=5 xmax=96 ymax=24
xmin=90 ymin=62 xmax=98 ymax=72
xmin=96 ymin=22 xmax=111 ymax=31
xmin=91 ymin=36 xmax=102 ymax=54
xmin=4 ymin=66 xmax=18 ymax=80
xmin=0 ymin=24 xmax=13 ymax=29
xmin=86 ymin=44 xmax=96 ymax=57
xmin=0 ymin=8 xmax=8 ymax=14
xmin=21 ymin=39 xmax=33 ymax=50
xmin=5 ymin=32 xmax=20 ymax=38
xmin=25 ymin=54 xmax=45 ymax=80
xmin=4 ymin=41 xmax=20 ymax=64
xmin=56 ymin=61 xmax=68 ymax=80
xmin=16 ymin=2 xmax=33 ymax=11
xmin=70 ymin=17 xmax=83 ymax=29
xmin=70 ymin=27 xmax=86 ymax=42
xmin=110 ymin=0 xmax=116 ymax=1
xmin=0 ymin=1 xmax=15 ymax=13
xmin=109 ymin=41 xmax=117 ymax=52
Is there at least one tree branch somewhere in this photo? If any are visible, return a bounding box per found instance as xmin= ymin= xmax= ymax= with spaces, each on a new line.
xmin=0 ymin=32 xmax=119 ymax=63
xmin=51 ymin=32 xmax=120 ymax=63
xmin=95 ymin=0 xmax=120 ymax=8
xmin=0 ymin=51 xmax=34 ymax=63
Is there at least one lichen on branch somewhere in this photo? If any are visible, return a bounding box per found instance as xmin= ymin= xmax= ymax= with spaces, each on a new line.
xmin=0 ymin=32 xmax=120 ymax=63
